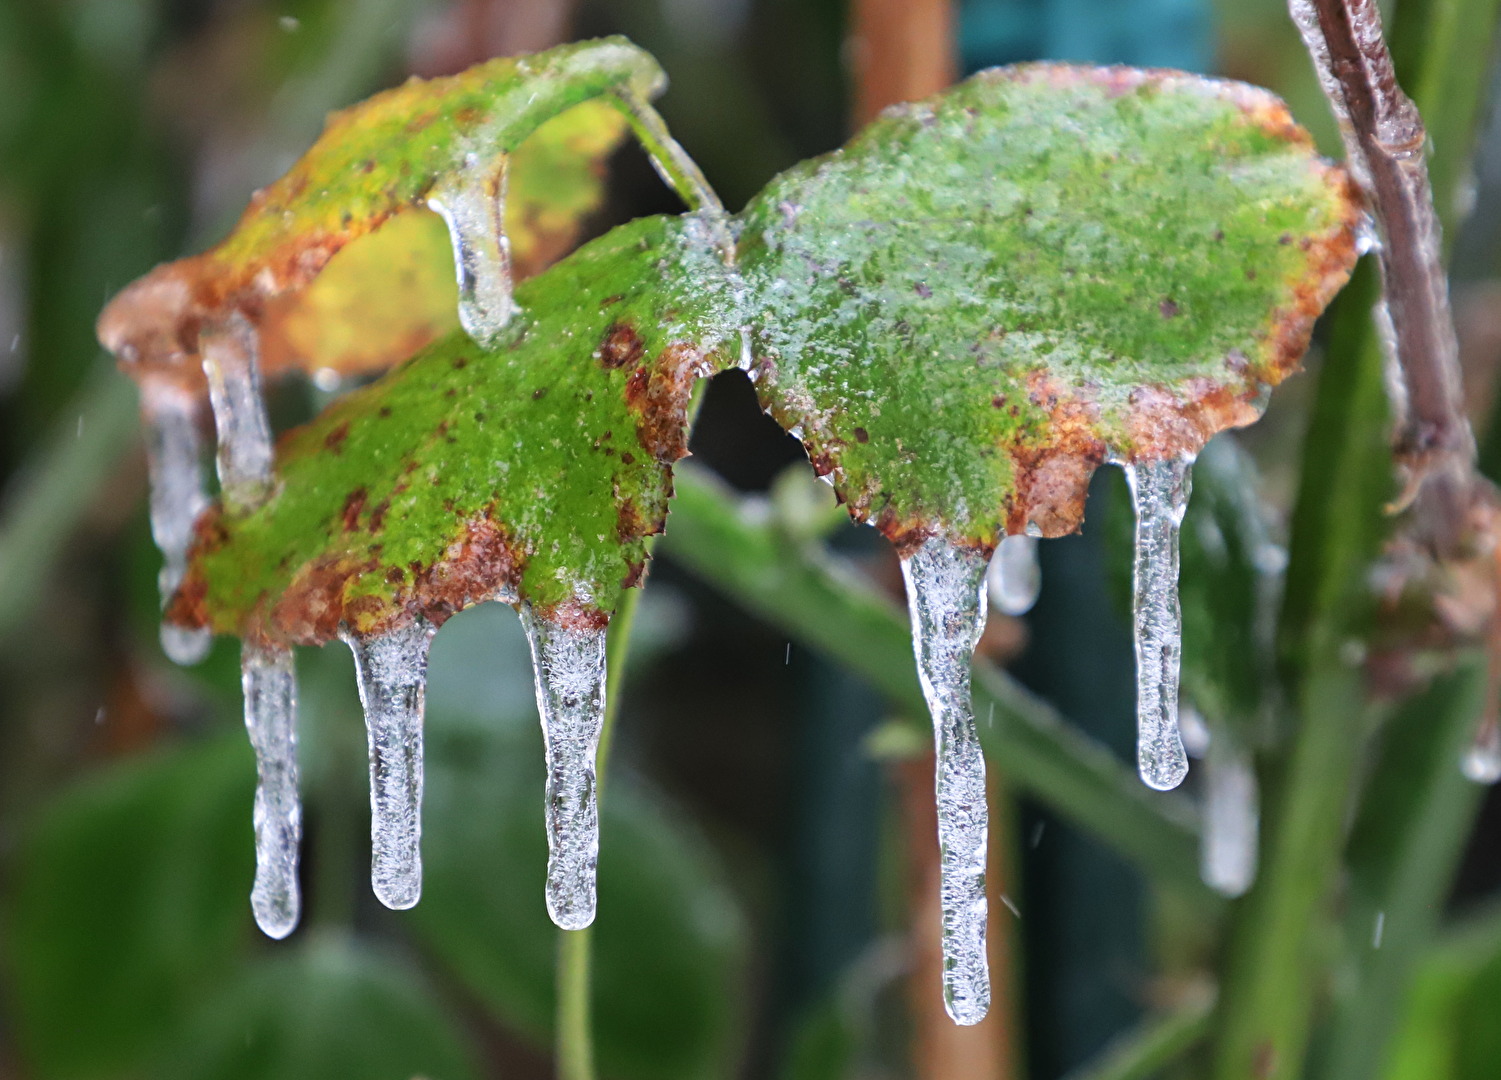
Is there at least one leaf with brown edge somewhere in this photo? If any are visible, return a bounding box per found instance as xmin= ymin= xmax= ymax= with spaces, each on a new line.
xmin=166 ymin=213 xmax=740 ymax=646
xmin=96 ymin=38 xmax=657 ymax=393
xmin=738 ymin=63 xmax=1362 ymax=553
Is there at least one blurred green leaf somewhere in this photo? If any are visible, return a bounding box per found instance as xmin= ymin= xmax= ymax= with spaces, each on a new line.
xmin=162 ymin=934 xmax=478 ymax=1080
xmin=410 ymin=694 xmax=748 ymax=1080
xmin=7 ymin=735 xmax=254 ymax=1078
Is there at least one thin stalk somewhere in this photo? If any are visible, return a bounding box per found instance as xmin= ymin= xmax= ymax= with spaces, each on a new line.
xmin=1061 ymin=993 xmax=1215 ymax=1080
xmin=662 ymin=463 xmax=1216 ymax=907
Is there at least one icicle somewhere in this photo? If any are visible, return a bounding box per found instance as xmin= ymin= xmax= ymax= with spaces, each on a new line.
xmin=242 ymin=643 xmax=301 ymax=939
xmin=521 ymin=606 xmax=609 ymax=931
xmin=140 ymin=381 xmax=212 ymax=664
xmin=1462 ymin=715 xmax=1501 ymax=783
xmin=427 ymin=153 xmax=514 ymax=346
xmin=901 ymin=538 xmax=991 ymax=1027
xmin=986 ymin=534 xmax=1041 ymax=616
xmin=1202 ymin=738 xmax=1259 ymax=897
xmin=612 ymin=93 xmax=724 ymax=218
xmin=1126 ymin=456 xmax=1194 ymax=791
xmin=200 ymin=311 xmax=275 ymax=511
xmin=344 ymin=618 xmax=437 ymax=910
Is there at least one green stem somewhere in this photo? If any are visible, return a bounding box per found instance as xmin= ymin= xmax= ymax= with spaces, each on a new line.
xmin=661 ymin=463 xmax=1216 ymax=906
xmin=1061 ymin=993 xmax=1216 ymax=1080
xmin=553 ymin=511 xmax=649 ymax=1080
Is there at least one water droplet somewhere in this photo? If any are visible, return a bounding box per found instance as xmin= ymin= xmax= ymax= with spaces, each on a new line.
xmin=901 ymin=537 xmax=991 ymax=1026
xmin=200 ymin=312 xmax=275 ymax=511
xmin=242 ymin=643 xmax=301 ymax=938
xmin=1125 ymin=456 xmax=1193 ymax=791
xmin=522 ymin=607 xmax=608 ymax=931
xmin=345 ymin=619 xmax=437 ymax=910
xmin=1463 ymin=714 xmax=1501 ymax=783
xmin=141 ymin=381 xmax=211 ymax=664
xmin=986 ymin=534 xmax=1040 ymax=616
xmin=427 ymin=154 xmax=515 ymax=347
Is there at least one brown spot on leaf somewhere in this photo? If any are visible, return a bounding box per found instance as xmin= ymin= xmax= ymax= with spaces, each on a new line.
xmin=854 ymin=427 xmax=870 ymax=443
xmin=341 ymin=488 xmax=368 ymax=532
xmin=623 ymin=343 xmax=710 ymax=462
xmin=1159 ymin=298 xmax=1180 ymax=319
xmin=324 ymin=421 xmax=351 ymax=452
xmin=598 ymin=322 xmax=645 ymax=370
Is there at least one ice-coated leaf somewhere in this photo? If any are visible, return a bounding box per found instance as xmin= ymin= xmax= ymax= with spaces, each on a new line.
xmin=738 ymin=63 xmax=1360 ymax=549
xmin=167 ymin=213 xmax=739 ymax=645
xmin=96 ymin=38 xmax=653 ymax=390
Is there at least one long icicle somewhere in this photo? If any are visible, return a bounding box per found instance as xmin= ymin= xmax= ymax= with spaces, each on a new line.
xmin=140 ymin=380 xmax=212 ymax=664
xmin=427 ymin=152 xmax=515 ymax=347
xmin=345 ymin=618 xmax=437 ymax=910
xmin=1126 ymin=456 xmax=1194 ymax=791
xmin=242 ymin=642 xmax=301 ymax=939
xmin=200 ymin=311 xmax=275 ymax=512
xmin=901 ymin=537 xmax=991 ymax=1026
xmin=521 ymin=606 xmax=609 ymax=932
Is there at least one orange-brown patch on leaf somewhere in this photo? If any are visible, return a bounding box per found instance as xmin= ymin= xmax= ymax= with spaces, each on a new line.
xmin=623 ymin=343 xmax=711 ymax=462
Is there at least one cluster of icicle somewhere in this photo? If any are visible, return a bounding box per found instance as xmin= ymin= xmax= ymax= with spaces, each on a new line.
xmin=899 ymin=456 xmax=1202 ymax=1024
xmin=132 ymin=106 xmax=719 ymax=945
xmin=132 ymin=90 xmax=1241 ymax=1026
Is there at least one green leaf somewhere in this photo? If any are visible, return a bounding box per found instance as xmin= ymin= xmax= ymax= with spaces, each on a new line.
xmin=171 ymin=213 xmax=739 ymax=643
xmin=163 ymin=935 xmax=479 ymax=1080
xmin=7 ymin=736 xmax=254 ymax=1079
xmin=738 ymin=64 xmax=1358 ymax=547
xmin=96 ymin=36 xmax=657 ymax=389
xmin=408 ymin=650 xmax=749 ymax=1080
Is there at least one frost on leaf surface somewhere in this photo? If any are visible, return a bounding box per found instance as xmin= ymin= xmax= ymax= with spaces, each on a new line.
xmin=739 ymin=63 xmax=1360 ymax=550
xmin=168 ymin=214 xmax=738 ymax=645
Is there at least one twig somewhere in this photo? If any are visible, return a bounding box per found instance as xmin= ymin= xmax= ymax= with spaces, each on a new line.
xmin=1290 ymin=0 xmax=1476 ymax=545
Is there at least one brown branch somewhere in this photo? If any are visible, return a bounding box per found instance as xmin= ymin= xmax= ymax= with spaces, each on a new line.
xmin=1291 ymin=0 xmax=1477 ymax=546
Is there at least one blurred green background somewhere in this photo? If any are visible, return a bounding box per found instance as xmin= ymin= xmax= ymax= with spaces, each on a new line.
xmin=2 ymin=1 xmax=1501 ymax=1078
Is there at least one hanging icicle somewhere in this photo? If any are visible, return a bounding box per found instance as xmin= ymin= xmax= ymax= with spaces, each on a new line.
xmin=1202 ymin=737 xmax=1260 ymax=897
xmin=427 ymin=153 xmax=515 ymax=347
xmin=1126 ymin=456 xmax=1194 ymax=791
xmin=521 ymin=606 xmax=609 ymax=932
xmin=140 ymin=380 xmax=212 ymax=665
xmin=242 ymin=643 xmax=301 ymax=939
xmin=345 ymin=618 xmax=438 ymax=911
xmin=200 ymin=311 xmax=276 ymax=512
xmin=901 ymin=538 xmax=991 ymax=1027
xmin=986 ymin=533 xmax=1041 ymax=617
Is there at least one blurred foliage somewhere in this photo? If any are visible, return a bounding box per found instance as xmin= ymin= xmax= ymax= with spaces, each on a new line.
xmin=3 ymin=2 xmax=1501 ymax=1080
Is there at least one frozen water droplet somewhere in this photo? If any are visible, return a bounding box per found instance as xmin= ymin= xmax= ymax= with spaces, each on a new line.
xmin=242 ymin=643 xmax=301 ymax=938
xmin=200 ymin=312 xmax=275 ymax=511
xmin=986 ymin=534 xmax=1040 ymax=616
xmin=1462 ymin=714 xmax=1501 ymax=783
xmin=345 ymin=619 xmax=437 ymax=910
xmin=427 ymin=154 xmax=514 ymax=346
xmin=1355 ymin=214 xmax=1381 ymax=256
xmin=901 ymin=538 xmax=991 ymax=1027
xmin=522 ymin=607 xmax=609 ymax=931
xmin=1125 ymin=457 xmax=1193 ymax=791
xmin=1201 ymin=738 xmax=1259 ymax=897
xmin=141 ymin=381 xmax=211 ymax=664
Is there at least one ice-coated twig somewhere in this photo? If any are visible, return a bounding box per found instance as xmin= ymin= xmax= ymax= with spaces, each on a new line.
xmin=901 ymin=537 xmax=991 ymax=1026
xmin=1289 ymin=0 xmax=1473 ymax=521
xmin=345 ymin=618 xmax=437 ymax=911
xmin=1127 ymin=457 xmax=1194 ymax=791
xmin=140 ymin=380 xmax=212 ymax=664
xmin=986 ymin=533 xmax=1041 ymax=616
xmin=200 ymin=311 xmax=276 ymax=512
xmin=427 ymin=152 xmax=516 ymax=347
xmin=521 ymin=606 xmax=609 ymax=931
xmin=242 ymin=642 xmax=301 ymax=939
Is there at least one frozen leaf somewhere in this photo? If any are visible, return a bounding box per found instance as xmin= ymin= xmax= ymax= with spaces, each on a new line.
xmin=739 ymin=63 xmax=1360 ymax=551
xmin=167 ymin=213 xmax=739 ymax=646
xmin=97 ymin=38 xmax=657 ymax=390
